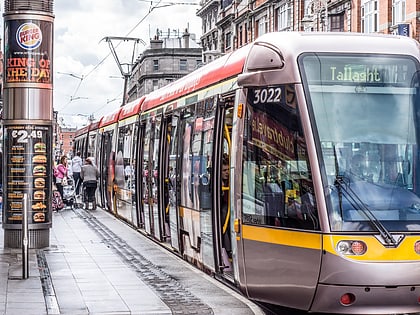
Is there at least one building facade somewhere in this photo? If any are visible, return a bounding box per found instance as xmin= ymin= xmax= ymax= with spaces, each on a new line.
xmin=59 ymin=127 xmax=77 ymax=159
xmin=197 ymin=0 xmax=420 ymax=60
xmin=127 ymin=30 xmax=203 ymax=101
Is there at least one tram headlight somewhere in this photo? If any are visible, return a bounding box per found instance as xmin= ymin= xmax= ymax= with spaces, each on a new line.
xmin=337 ymin=241 xmax=350 ymax=254
xmin=336 ymin=240 xmax=367 ymax=255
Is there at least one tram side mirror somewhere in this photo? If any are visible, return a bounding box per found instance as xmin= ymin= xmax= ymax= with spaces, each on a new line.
xmin=238 ymin=42 xmax=285 ymax=87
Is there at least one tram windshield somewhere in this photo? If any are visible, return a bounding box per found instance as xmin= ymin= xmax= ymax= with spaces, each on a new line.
xmin=301 ymin=54 xmax=420 ymax=232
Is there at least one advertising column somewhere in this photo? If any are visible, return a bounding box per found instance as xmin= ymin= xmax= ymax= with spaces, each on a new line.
xmin=2 ymin=1 xmax=54 ymax=248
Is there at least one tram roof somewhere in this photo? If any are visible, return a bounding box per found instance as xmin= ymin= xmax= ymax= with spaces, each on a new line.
xmin=251 ymin=32 xmax=420 ymax=58
xmin=118 ymin=96 xmax=145 ymax=120
xmin=88 ymin=120 xmax=100 ymax=131
xmin=74 ymin=124 xmax=90 ymax=137
xmin=99 ymin=106 xmax=123 ymax=128
xmin=141 ymin=44 xmax=251 ymax=111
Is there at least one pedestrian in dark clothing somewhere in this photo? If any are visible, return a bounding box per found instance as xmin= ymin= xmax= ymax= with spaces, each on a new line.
xmin=81 ymin=158 xmax=99 ymax=209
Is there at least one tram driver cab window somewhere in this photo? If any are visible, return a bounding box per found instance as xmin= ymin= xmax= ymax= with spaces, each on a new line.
xmin=241 ymin=84 xmax=319 ymax=230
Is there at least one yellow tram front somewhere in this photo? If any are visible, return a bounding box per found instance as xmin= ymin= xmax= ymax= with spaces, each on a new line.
xmin=233 ymin=32 xmax=420 ymax=314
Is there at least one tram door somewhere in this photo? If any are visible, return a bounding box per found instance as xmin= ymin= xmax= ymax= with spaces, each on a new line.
xmin=136 ymin=124 xmax=145 ymax=229
xmin=141 ymin=114 xmax=163 ymax=240
xmin=99 ymin=131 xmax=114 ymax=211
xmin=130 ymin=123 xmax=140 ymax=228
xmin=160 ymin=114 xmax=180 ymax=251
xmin=215 ymin=97 xmax=235 ymax=276
xmin=94 ymin=132 xmax=102 ymax=207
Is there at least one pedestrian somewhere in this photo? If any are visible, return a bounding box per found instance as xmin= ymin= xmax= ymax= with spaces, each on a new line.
xmin=81 ymin=158 xmax=100 ymax=209
xmin=71 ymin=151 xmax=83 ymax=195
xmin=54 ymin=156 xmax=68 ymax=200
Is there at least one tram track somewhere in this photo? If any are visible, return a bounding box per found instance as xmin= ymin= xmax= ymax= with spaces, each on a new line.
xmin=72 ymin=206 xmax=215 ymax=315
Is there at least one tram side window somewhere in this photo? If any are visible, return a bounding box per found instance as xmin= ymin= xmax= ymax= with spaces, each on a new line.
xmin=180 ymin=98 xmax=216 ymax=210
xmin=116 ymin=125 xmax=134 ymax=190
xmin=241 ymin=85 xmax=319 ymax=230
xmin=88 ymin=133 xmax=97 ymax=158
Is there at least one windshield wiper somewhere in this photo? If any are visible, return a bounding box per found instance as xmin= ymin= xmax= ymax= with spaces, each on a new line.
xmin=331 ymin=145 xmax=398 ymax=246
xmin=334 ymin=176 xmax=397 ymax=247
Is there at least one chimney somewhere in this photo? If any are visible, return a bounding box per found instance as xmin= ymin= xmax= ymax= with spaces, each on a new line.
xmin=182 ymin=28 xmax=190 ymax=48
xmin=150 ymin=32 xmax=163 ymax=49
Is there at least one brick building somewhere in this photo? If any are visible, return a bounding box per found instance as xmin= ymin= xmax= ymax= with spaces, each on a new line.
xmin=197 ymin=0 xmax=419 ymax=62
xmin=59 ymin=128 xmax=77 ymax=159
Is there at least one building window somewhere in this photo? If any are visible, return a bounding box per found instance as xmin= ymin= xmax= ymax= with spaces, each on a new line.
xmin=392 ymin=0 xmax=406 ymax=25
xmin=213 ymin=33 xmax=218 ymax=50
xmin=257 ymin=16 xmax=268 ymax=37
xmin=276 ymin=3 xmax=290 ymax=31
xmin=196 ymin=59 xmax=203 ymax=68
xmin=153 ymin=79 xmax=159 ymax=91
xmin=221 ymin=0 xmax=232 ymax=9
xmin=244 ymin=23 xmax=248 ymax=43
xmin=180 ymin=59 xmax=187 ymax=71
xmin=225 ymin=32 xmax=232 ymax=49
xmin=361 ymin=0 xmax=378 ymax=33
xmin=330 ymin=13 xmax=344 ymax=32
xmin=153 ymin=60 xmax=159 ymax=71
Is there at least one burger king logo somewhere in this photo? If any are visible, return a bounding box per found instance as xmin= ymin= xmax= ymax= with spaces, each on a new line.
xmin=16 ymin=22 xmax=42 ymax=50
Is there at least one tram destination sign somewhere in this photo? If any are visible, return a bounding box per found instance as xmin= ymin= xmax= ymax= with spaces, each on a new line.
xmin=329 ymin=65 xmax=381 ymax=83
xmin=302 ymin=55 xmax=417 ymax=86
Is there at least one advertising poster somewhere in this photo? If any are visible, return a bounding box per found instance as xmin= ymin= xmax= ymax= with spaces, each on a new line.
xmin=4 ymin=19 xmax=53 ymax=87
xmin=4 ymin=124 xmax=51 ymax=224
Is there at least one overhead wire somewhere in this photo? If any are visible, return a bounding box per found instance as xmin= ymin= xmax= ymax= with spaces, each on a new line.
xmin=60 ymin=0 xmax=164 ymax=115
xmin=77 ymin=0 xmax=163 ymax=81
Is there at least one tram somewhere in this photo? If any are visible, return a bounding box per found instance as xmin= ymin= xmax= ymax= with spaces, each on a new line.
xmin=74 ymin=32 xmax=420 ymax=314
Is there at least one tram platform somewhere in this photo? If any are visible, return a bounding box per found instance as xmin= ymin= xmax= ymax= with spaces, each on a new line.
xmin=0 ymin=205 xmax=266 ymax=315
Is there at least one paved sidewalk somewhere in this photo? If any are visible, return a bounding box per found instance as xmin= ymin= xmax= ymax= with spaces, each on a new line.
xmin=0 ymin=207 xmax=265 ymax=315
xmin=0 ymin=236 xmax=45 ymax=314
xmin=46 ymin=208 xmax=171 ymax=315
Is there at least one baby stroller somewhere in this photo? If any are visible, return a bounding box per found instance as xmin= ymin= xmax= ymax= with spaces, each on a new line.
xmin=62 ymin=176 xmax=78 ymax=209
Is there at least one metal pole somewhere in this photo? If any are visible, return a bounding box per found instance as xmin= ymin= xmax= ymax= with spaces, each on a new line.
xmin=324 ymin=0 xmax=329 ymax=32
xmin=122 ymin=75 xmax=129 ymax=106
xmin=22 ymin=193 xmax=29 ymax=279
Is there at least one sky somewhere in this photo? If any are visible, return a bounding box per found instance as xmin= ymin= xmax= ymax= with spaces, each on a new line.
xmin=50 ymin=0 xmax=201 ymax=128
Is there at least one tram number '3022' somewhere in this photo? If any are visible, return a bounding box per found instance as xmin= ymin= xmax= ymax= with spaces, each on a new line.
xmin=252 ymin=87 xmax=282 ymax=104
xmin=11 ymin=130 xmax=43 ymax=143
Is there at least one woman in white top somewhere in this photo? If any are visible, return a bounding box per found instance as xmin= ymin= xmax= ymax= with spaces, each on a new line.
xmin=71 ymin=151 xmax=83 ymax=195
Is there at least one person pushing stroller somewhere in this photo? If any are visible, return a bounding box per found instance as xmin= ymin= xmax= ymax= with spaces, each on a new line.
xmin=81 ymin=158 xmax=99 ymax=210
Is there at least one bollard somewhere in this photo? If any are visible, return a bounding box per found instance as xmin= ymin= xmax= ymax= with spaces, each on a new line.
xmin=22 ymin=193 xmax=29 ymax=279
